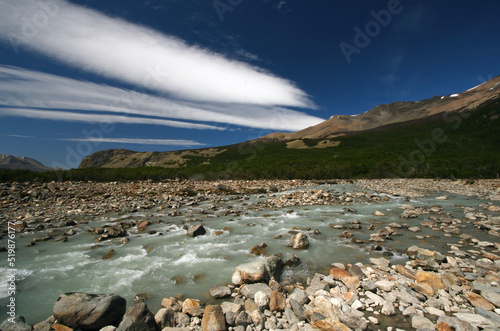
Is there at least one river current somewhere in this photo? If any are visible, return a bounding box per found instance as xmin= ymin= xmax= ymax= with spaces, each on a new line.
xmin=0 ymin=183 xmax=497 ymax=324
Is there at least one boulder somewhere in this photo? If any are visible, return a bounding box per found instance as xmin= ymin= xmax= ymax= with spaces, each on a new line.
xmin=465 ymin=292 xmax=495 ymax=311
xmin=289 ymin=288 xmax=309 ymax=305
xmin=201 ymin=305 xmax=227 ymax=331
xmin=234 ymin=311 xmax=252 ymax=327
xmin=161 ymin=297 xmax=182 ymax=312
xmin=116 ymin=303 xmax=156 ymax=331
xmin=254 ymin=291 xmax=269 ymax=309
xmin=481 ymin=291 xmax=500 ymax=308
xmin=454 ymin=313 xmax=497 ymax=329
xmin=416 ymin=271 xmax=444 ymax=291
xmin=474 ymin=307 xmax=500 ymax=326
xmin=155 ymin=308 xmax=176 ymax=329
xmin=187 ymin=224 xmax=206 ymax=237
xmin=250 ymin=310 xmax=265 ymax=329
xmin=220 ymin=302 xmax=243 ymax=315
xmin=107 ymin=224 xmax=126 ymax=238
xmin=51 ymin=324 xmax=73 ymax=331
xmin=33 ymin=315 xmax=55 ymax=331
xmin=244 ymin=298 xmax=258 ymax=313
xmin=375 ymin=280 xmax=395 ymax=292
xmin=329 ymin=268 xmax=350 ymax=280
xmin=285 ymin=253 xmax=301 ymax=266
xmin=411 ymin=316 xmax=434 ymax=329
xmin=182 ymin=298 xmax=204 ymax=317
xmin=290 ymin=232 xmax=309 ymax=249
xmin=239 ymin=283 xmax=272 ymax=298
xmin=369 ymin=257 xmax=390 ymax=268
xmin=0 ymin=315 xmax=32 ymax=331
xmin=269 ymin=290 xmax=286 ymax=312
xmin=53 ymin=293 xmax=126 ymax=330
xmin=437 ymin=316 xmax=477 ymax=331
xmin=306 ymin=297 xmax=349 ymax=331
xmin=411 ymin=282 xmax=435 ymax=298
xmin=231 ymin=256 xmax=283 ymax=285
xmin=394 ymin=264 xmax=416 ymax=279
xmin=209 ymin=286 xmax=231 ymax=299
xmin=284 ymin=307 xmax=300 ymax=325
xmin=435 ymin=321 xmax=453 ymax=331
xmin=290 ymin=299 xmax=306 ymax=321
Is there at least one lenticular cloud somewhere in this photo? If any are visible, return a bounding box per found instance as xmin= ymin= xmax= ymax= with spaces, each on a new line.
xmin=0 ymin=0 xmax=314 ymax=108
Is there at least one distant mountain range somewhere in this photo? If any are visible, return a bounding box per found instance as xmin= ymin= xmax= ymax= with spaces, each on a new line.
xmin=0 ymin=155 xmax=54 ymax=172
xmin=78 ymin=74 xmax=500 ymax=179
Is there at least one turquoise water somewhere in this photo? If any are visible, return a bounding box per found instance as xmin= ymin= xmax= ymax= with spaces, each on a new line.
xmin=0 ymin=184 xmax=497 ymax=324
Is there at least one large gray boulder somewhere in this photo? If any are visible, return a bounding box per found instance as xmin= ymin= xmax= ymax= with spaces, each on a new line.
xmin=53 ymin=293 xmax=126 ymax=330
xmin=116 ymin=303 xmax=157 ymax=331
xmin=231 ymin=256 xmax=284 ymax=285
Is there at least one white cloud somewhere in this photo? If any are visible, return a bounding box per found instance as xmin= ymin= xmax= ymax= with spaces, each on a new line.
xmin=62 ymin=138 xmax=205 ymax=147
xmin=0 ymin=65 xmax=325 ymax=131
xmin=0 ymin=0 xmax=315 ymax=108
xmin=0 ymin=106 xmax=224 ymax=130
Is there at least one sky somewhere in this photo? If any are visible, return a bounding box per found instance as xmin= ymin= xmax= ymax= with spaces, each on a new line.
xmin=0 ymin=0 xmax=499 ymax=169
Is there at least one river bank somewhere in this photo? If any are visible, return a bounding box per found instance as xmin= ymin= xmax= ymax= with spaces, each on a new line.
xmin=1 ymin=179 xmax=500 ymax=330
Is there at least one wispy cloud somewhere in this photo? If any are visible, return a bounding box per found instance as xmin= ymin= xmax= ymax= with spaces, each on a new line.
xmin=0 ymin=106 xmax=223 ymax=130
xmin=0 ymin=65 xmax=324 ymax=131
xmin=0 ymin=0 xmax=315 ymax=108
xmin=6 ymin=134 xmax=37 ymax=139
xmin=62 ymin=138 xmax=206 ymax=147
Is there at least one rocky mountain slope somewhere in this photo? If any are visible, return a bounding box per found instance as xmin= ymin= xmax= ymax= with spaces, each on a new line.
xmin=78 ymin=75 xmax=500 ymax=173
xmin=0 ymin=154 xmax=53 ymax=172
xmin=261 ymin=74 xmax=500 ymax=141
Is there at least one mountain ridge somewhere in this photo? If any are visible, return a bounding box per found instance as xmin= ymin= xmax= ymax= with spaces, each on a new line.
xmin=258 ymin=75 xmax=500 ymax=141
xmin=0 ymin=154 xmax=54 ymax=172
xmin=78 ymin=74 xmax=500 ymax=170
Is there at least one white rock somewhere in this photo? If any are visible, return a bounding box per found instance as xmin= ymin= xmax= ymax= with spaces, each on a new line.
xmin=411 ymin=316 xmax=434 ymax=329
xmin=368 ymin=316 xmax=378 ymax=324
xmin=402 ymin=306 xmax=418 ymax=316
xmin=254 ymin=291 xmax=269 ymax=309
xmin=365 ymin=291 xmax=385 ymax=306
xmin=426 ymin=307 xmax=445 ymax=316
xmin=375 ymin=280 xmax=395 ymax=292
xmin=351 ymin=300 xmax=364 ymax=310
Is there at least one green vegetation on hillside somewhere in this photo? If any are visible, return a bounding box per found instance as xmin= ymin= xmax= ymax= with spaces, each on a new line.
xmin=1 ymin=99 xmax=499 ymax=182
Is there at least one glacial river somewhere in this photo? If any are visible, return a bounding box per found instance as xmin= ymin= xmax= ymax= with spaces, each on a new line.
xmin=0 ymin=183 xmax=497 ymax=324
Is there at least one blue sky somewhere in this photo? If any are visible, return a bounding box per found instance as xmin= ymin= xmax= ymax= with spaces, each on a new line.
xmin=0 ymin=0 xmax=499 ymax=169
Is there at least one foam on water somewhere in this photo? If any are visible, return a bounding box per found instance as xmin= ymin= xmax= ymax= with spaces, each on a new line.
xmin=2 ymin=185 xmax=497 ymax=325
xmin=0 ymin=268 xmax=33 ymax=299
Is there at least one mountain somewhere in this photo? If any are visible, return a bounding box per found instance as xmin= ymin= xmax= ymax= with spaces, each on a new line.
xmin=260 ymin=74 xmax=500 ymax=141
xmin=76 ymin=75 xmax=500 ymax=179
xmin=0 ymin=155 xmax=54 ymax=172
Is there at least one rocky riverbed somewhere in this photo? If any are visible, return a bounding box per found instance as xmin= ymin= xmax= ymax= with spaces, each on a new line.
xmin=1 ymin=179 xmax=500 ymax=331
